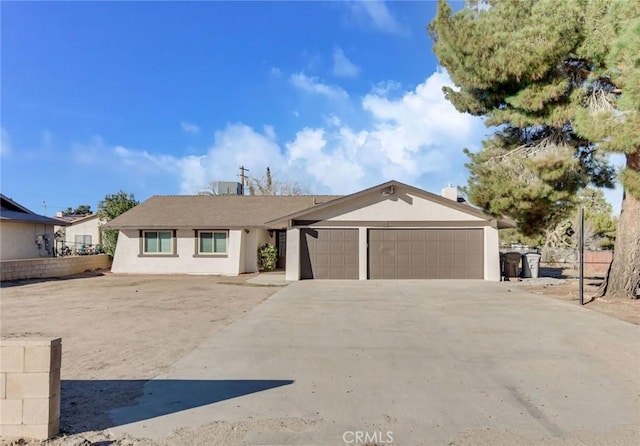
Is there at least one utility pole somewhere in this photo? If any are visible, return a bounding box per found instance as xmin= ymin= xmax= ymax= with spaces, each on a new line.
xmin=42 ymin=201 xmax=47 ymax=216
xmin=579 ymin=206 xmax=584 ymax=305
xmin=238 ymin=166 xmax=250 ymax=195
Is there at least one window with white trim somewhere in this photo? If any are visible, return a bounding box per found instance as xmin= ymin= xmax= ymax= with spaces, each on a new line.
xmin=74 ymin=235 xmax=92 ymax=245
xmin=198 ymin=231 xmax=228 ymax=254
xmin=143 ymin=231 xmax=173 ymax=254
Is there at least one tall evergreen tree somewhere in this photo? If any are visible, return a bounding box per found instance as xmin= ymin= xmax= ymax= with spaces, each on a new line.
xmin=430 ymin=0 xmax=639 ymax=298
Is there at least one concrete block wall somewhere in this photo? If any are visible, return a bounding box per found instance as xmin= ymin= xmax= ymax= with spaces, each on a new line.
xmin=0 ymin=337 xmax=61 ymax=440
xmin=0 ymin=254 xmax=111 ymax=282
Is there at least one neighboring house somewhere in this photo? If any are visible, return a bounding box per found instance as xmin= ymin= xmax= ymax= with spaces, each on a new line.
xmin=0 ymin=194 xmax=69 ymax=260
xmin=105 ymin=180 xmax=515 ymax=280
xmin=54 ymin=214 xmax=104 ymax=253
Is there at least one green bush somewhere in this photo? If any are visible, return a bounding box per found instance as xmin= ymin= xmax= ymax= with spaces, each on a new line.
xmin=257 ymin=243 xmax=278 ymax=272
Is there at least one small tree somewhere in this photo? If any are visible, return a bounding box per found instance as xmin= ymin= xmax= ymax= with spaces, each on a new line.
xmin=249 ymin=167 xmax=309 ymax=196
xmin=97 ymin=191 xmax=139 ymax=256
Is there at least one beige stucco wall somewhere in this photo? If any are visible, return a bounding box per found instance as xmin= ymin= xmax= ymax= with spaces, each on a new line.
xmin=358 ymin=228 xmax=367 ymax=280
xmin=484 ymin=226 xmax=501 ymax=281
xmin=111 ymin=229 xmax=246 ymax=275
xmin=58 ymin=216 xmax=103 ymax=249
xmin=243 ymin=229 xmax=272 ymax=273
xmin=301 ymin=188 xmax=484 ymax=222
xmin=285 ymin=228 xmax=300 ymax=281
xmin=0 ymin=222 xmax=55 ymax=261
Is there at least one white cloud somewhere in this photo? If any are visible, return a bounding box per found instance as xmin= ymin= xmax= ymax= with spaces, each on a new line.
xmin=263 ymin=125 xmax=277 ymax=141
xmin=0 ymin=128 xmax=11 ymax=157
xmin=290 ymin=73 xmax=349 ymax=100
xmin=347 ymin=0 xmax=406 ymax=36
xmin=269 ymin=67 xmax=282 ymax=78
xmin=181 ymin=121 xmax=200 ymax=134
xmin=325 ymin=115 xmax=342 ymax=127
xmin=114 ymin=123 xmax=286 ymax=195
xmin=332 ymin=48 xmax=360 ymax=78
xmin=371 ymin=80 xmax=402 ymax=96
xmin=105 ymin=70 xmax=484 ymax=197
xmin=72 ymin=135 xmax=108 ymax=165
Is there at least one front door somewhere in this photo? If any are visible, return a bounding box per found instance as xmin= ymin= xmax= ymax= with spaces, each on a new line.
xmin=275 ymin=230 xmax=287 ymax=270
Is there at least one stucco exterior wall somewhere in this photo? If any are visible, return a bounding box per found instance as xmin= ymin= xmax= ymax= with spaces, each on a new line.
xmin=358 ymin=228 xmax=367 ymax=280
xmin=243 ymin=229 xmax=271 ymax=273
xmin=285 ymin=228 xmax=300 ymax=281
xmin=301 ymin=190 xmax=484 ymax=222
xmin=0 ymin=222 xmax=55 ymax=261
xmin=60 ymin=217 xmax=103 ymax=249
xmin=484 ymin=226 xmax=501 ymax=281
xmin=110 ymin=229 xmax=244 ymax=275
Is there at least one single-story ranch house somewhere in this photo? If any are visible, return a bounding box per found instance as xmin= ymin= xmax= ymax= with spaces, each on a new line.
xmin=105 ymin=180 xmax=515 ymax=280
xmin=0 ymin=194 xmax=69 ymax=260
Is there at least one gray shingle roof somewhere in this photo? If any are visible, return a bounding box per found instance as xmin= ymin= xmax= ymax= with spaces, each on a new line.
xmin=104 ymin=195 xmax=341 ymax=229
xmin=0 ymin=194 xmax=69 ymax=226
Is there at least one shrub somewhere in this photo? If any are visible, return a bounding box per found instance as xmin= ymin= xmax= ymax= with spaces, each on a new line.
xmin=257 ymin=243 xmax=278 ymax=272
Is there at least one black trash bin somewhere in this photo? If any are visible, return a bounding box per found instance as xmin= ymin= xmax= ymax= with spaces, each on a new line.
xmin=502 ymin=252 xmax=522 ymax=280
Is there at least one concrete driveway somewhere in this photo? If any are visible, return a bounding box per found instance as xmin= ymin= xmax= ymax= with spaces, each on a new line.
xmin=109 ymin=281 xmax=640 ymax=445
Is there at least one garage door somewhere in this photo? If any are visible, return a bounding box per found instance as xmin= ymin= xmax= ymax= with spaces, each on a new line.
xmin=300 ymin=229 xmax=358 ymax=279
xmin=368 ymin=229 xmax=484 ymax=279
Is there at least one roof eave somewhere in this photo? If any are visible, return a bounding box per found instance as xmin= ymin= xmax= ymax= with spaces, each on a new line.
xmin=266 ymin=180 xmax=497 ymax=225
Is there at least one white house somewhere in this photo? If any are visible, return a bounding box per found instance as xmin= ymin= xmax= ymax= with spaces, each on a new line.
xmin=55 ymin=214 xmax=104 ymax=254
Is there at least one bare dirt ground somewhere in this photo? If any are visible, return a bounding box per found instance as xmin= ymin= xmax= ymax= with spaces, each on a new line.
xmin=518 ymin=266 xmax=640 ymax=326
xmin=0 ymin=272 xmax=287 ymax=446
xmin=1 ymin=270 xmax=638 ymax=446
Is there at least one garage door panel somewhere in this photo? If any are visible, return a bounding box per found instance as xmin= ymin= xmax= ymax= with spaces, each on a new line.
xmin=369 ymin=229 xmax=484 ymax=279
xmin=345 ymin=241 xmax=358 ymax=251
xmin=301 ymin=229 xmax=358 ymax=279
xmin=439 ymin=253 xmax=455 ymax=265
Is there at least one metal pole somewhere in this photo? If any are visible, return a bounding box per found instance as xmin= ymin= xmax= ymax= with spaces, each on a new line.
xmin=579 ymin=206 xmax=584 ymax=305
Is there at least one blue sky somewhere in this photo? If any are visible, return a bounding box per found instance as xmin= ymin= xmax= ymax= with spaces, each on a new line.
xmin=1 ymin=0 xmax=622 ymax=215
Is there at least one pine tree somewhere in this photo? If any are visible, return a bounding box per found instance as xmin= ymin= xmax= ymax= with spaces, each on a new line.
xmin=430 ymin=0 xmax=639 ymax=298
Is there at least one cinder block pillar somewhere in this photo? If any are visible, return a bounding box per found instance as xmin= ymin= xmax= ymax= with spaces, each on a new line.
xmin=0 ymin=337 xmax=61 ymax=440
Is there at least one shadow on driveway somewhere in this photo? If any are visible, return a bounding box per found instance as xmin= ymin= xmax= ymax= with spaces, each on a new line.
xmin=61 ymin=379 xmax=294 ymax=434
xmin=0 ymin=271 xmax=106 ymax=288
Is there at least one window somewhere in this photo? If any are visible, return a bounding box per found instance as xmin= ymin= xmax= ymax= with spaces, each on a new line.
xmin=74 ymin=235 xmax=92 ymax=246
xmin=198 ymin=231 xmax=227 ymax=254
xmin=143 ymin=231 xmax=173 ymax=254
xmin=277 ymin=231 xmax=286 ymax=257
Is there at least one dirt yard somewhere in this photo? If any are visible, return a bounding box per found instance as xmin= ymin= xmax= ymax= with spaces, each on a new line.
xmin=518 ymin=267 xmax=640 ymax=326
xmin=0 ymin=272 xmax=283 ymax=445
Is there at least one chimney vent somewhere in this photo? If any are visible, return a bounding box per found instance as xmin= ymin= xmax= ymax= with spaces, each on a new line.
xmin=441 ymin=185 xmax=458 ymax=201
